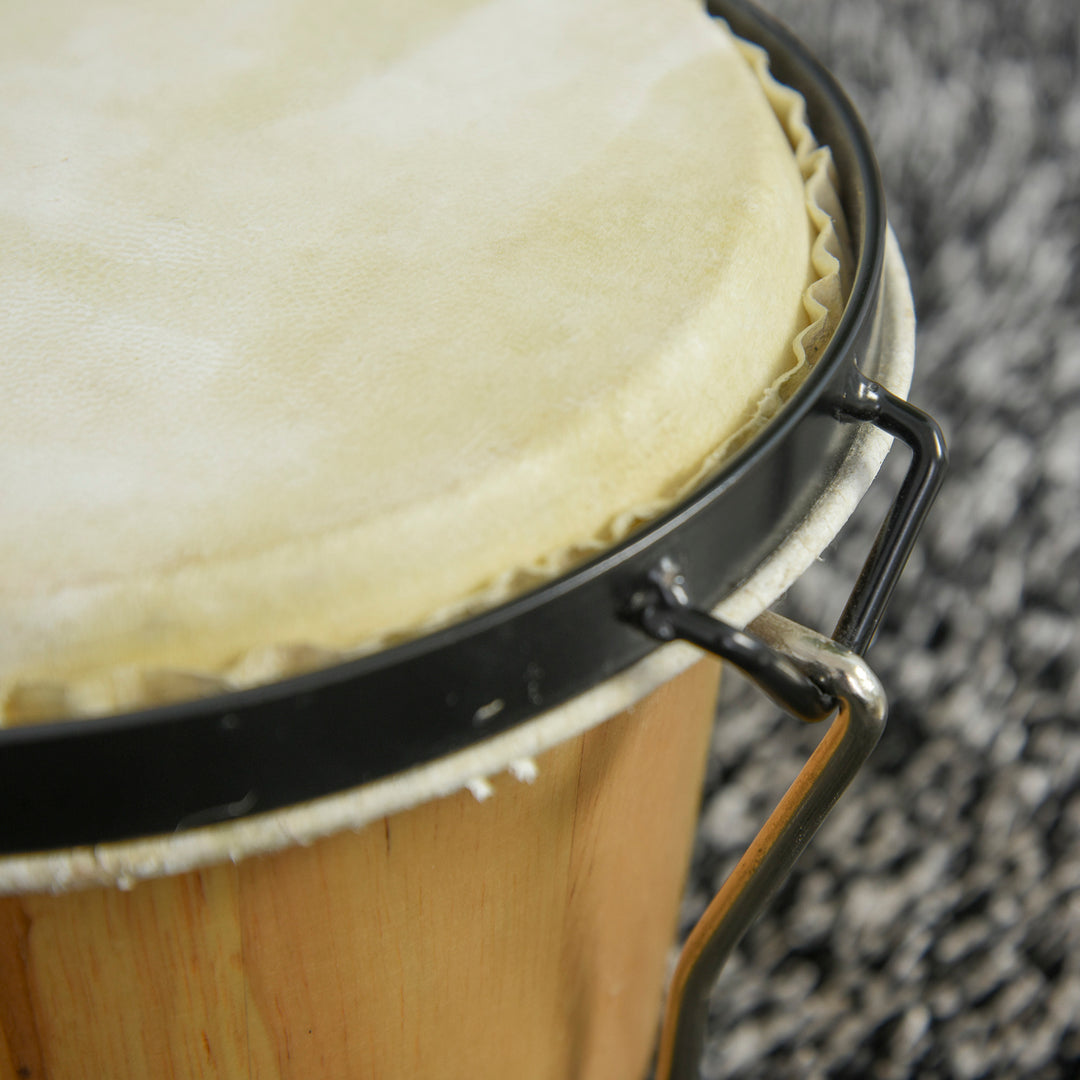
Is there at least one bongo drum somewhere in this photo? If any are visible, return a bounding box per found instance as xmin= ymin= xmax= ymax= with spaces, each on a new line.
xmin=0 ymin=2 xmax=946 ymax=1079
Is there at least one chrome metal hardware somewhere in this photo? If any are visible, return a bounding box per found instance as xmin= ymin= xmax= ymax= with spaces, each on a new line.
xmin=630 ymin=367 xmax=945 ymax=1079
xmin=628 ymin=598 xmax=887 ymax=1080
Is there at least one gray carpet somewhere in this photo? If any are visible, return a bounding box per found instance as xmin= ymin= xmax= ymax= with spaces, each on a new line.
xmin=685 ymin=2 xmax=1080 ymax=1077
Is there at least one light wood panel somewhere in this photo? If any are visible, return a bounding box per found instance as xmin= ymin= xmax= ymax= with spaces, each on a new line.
xmin=0 ymin=659 xmax=719 ymax=1080
xmin=0 ymin=867 xmax=248 ymax=1080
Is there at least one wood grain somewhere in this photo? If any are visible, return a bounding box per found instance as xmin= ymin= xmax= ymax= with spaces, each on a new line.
xmin=0 ymin=659 xmax=719 ymax=1080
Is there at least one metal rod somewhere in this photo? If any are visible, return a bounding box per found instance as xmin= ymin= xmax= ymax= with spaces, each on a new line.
xmin=832 ymin=368 xmax=949 ymax=655
xmin=633 ymin=566 xmax=836 ymax=723
xmin=652 ymin=611 xmax=887 ymax=1080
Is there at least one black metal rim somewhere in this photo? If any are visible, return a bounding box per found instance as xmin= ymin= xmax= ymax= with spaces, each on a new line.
xmin=0 ymin=0 xmax=887 ymax=855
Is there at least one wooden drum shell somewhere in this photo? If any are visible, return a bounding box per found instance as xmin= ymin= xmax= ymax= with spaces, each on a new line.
xmin=0 ymin=660 xmax=720 ymax=1080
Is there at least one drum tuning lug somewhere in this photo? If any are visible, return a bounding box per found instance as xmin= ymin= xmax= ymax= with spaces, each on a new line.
xmin=649 ymin=610 xmax=887 ymax=1080
xmin=635 ymin=362 xmax=945 ymax=1079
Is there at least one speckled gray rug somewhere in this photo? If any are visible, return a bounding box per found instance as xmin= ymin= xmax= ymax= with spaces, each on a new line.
xmin=683 ymin=2 xmax=1080 ymax=1077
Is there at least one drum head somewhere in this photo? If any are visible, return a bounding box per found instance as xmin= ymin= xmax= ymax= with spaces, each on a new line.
xmin=0 ymin=0 xmax=890 ymax=868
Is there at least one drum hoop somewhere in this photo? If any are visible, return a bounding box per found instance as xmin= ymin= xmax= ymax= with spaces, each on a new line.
xmin=0 ymin=0 xmax=888 ymax=855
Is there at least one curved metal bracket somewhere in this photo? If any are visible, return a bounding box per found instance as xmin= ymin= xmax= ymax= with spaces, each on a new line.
xmin=625 ymin=367 xmax=945 ymax=1079
xmin=831 ymin=363 xmax=949 ymax=654
xmin=628 ymin=563 xmax=836 ymax=723
xmin=633 ymin=604 xmax=887 ymax=1080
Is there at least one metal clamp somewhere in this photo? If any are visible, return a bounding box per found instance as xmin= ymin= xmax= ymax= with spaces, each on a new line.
xmin=626 ymin=372 xmax=945 ymax=1079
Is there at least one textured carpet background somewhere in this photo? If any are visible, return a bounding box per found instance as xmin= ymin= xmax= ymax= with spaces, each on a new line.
xmin=683 ymin=2 xmax=1080 ymax=1077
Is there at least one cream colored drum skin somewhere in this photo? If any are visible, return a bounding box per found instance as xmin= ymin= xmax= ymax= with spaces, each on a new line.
xmin=0 ymin=230 xmax=917 ymax=1080
xmin=0 ymin=0 xmax=845 ymax=720
xmin=0 ymin=0 xmax=920 ymax=1077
